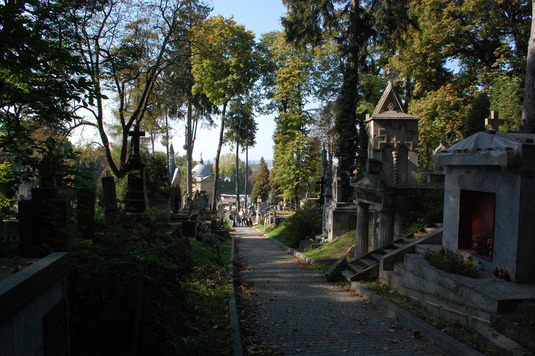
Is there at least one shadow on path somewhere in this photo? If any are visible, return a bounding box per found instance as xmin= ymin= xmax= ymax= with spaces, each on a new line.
xmin=233 ymin=226 xmax=448 ymax=355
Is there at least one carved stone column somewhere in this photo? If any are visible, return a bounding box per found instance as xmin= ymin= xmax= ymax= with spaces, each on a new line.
xmin=355 ymin=203 xmax=370 ymax=259
xmin=377 ymin=208 xmax=395 ymax=248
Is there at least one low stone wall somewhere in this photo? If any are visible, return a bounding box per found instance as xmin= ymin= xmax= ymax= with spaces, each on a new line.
xmin=0 ymin=252 xmax=69 ymax=356
xmin=380 ymin=253 xmax=498 ymax=329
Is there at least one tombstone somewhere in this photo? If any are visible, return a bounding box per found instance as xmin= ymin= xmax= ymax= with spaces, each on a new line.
xmin=18 ymin=187 xmax=71 ymax=254
xmin=77 ymin=187 xmax=95 ymax=239
xmin=435 ymin=131 xmax=535 ymax=282
xmin=125 ymin=124 xmax=147 ymax=213
xmin=101 ymin=176 xmax=118 ymax=222
xmin=323 ymin=172 xmax=357 ymax=242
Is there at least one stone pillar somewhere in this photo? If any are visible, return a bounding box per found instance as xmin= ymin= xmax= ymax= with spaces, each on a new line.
xmin=372 ymin=209 xmax=379 ymax=250
xmin=355 ymin=203 xmax=370 ymax=258
xmin=377 ymin=208 xmax=395 ymax=248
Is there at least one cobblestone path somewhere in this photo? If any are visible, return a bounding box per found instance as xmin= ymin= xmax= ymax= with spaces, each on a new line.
xmin=234 ymin=227 xmax=448 ymax=356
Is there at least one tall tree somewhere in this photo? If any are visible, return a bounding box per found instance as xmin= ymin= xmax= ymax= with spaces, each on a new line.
xmin=522 ymin=0 xmax=535 ymax=133
xmin=282 ymin=0 xmax=374 ymax=201
xmin=72 ymin=0 xmax=208 ymax=179
xmin=224 ymin=100 xmax=257 ymax=213
xmin=260 ymin=31 xmax=319 ymax=205
xmin=190 ymin=15 xmax=260 ymax=210
xmin=1 ymin=0 xmax=89 ymax=164
xmin=250 ymin=157 xmax=270 ymax=204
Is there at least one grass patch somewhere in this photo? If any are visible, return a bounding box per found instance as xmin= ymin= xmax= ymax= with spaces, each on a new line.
xmin=265 ymin=220 xmax=294 ymax=246
xmin=361 ymin=281 xmax=498 ymax=355
xmin=304 ymin=230 xmax=355 ymax=260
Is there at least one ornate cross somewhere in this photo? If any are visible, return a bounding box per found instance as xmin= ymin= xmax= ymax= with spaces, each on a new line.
xmin=129 ymin=124 xmax=145 ymax=155
xmin=485 ymin=111 xmax=504 ymax=132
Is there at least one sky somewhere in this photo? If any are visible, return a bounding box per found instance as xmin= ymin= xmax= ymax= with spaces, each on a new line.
xmin=71 ymin=0 xmax=287 ymax=163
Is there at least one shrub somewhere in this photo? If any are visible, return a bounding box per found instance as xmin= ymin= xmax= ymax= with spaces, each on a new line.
xmin=275 ymin=203 xmax=322 ymax=248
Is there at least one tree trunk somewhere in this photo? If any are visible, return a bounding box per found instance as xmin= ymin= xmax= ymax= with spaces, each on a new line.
xmin=211 ymin=102 xmax=227 ymax=210
xmin=245 ymin=144 xmax=248 ymax=215
xmin=235 ymin=143 xmax=240 ymax=213
xmin=186 ymin=100 xmax=193 ymax=198
xmin=521 ymin=1 xmax=535 ymax=133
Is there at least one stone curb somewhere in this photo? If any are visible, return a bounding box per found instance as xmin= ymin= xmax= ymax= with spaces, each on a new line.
xmin=253 ymin=227 xmax=483 ymax=356
xmin=228 ymin=235 xmax=243 ymax=356
xmin=351 ymin=282 xmax=485 ymax=356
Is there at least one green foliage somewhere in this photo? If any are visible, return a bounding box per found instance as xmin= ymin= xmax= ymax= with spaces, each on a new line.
xmin=69 ymin=210 xmax=233 ymax=355
xmin=490 ymin=74 xmax=523 ymax=132
xmin=143 ymin=151 xmax=169 ymax=192
xmin=0 ymin=0 xmax=90 ymax=153
xmin=191 ymin=15 xmax=260 ymax=106
xmin=424 ymin=249 xmax=479 ymax=278
xmin=0 ymin=162 xmax=15 ymax=213
xmin=402 ymin=188 xmax=443 ymax=235
xmin=69 ymin=210 xmax=194 ymax=355
xmin=251 ymin=157 xmax=270 ymax=203
xmin=266 ymin=203 xmax=322 ymax=248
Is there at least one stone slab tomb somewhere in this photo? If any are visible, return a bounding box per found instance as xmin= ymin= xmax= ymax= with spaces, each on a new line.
xmin=436 ymin=131 xmax=535 ymax=283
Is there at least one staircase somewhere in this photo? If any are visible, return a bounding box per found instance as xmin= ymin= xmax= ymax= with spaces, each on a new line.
xmin=341 ymin=225 xmax=443 ymax=282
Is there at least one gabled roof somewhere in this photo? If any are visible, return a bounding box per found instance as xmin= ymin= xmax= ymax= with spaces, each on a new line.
xmin=370 ymin=81 xmax=418 ymax=120
xmin=373 ymin=81 xmax=404 ymax=116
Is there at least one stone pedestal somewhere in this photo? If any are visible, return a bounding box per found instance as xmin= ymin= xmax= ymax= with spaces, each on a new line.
xmin=125 ymin=156 xmax=147 ymax=214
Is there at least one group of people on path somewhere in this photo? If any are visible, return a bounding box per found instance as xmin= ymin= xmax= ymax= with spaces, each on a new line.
xmin=229 ymin=211 xmax=253 ymax=227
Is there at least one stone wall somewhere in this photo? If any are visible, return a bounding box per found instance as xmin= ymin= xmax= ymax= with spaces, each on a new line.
xmin=0 ymin=253 xmax=69 ymax=356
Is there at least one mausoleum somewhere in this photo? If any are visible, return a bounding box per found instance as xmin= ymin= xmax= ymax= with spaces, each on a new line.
xmin=192 ymin=159 xmax=214 ymax=207
xmin=435 ymin=131 xmax=535 ymax=283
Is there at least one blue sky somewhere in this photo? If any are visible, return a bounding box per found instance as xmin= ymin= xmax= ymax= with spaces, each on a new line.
xmin=191 ymin=0 xmax=287 ymax=163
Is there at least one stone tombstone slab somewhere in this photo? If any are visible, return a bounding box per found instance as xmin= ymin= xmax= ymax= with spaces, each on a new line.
xmin=436 ymin=132 xmax=535 ymax=283
xmin=77 ymin=187 xmax=95 ymax=240
xmin=18 ymin=188 xmax=71 ymax=253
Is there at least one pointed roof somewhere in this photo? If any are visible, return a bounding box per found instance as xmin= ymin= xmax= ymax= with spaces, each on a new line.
xmin=169 ymin=143 xmax=174 ymax=156
xmin=370 ymin=81 xmax=418 ymax=120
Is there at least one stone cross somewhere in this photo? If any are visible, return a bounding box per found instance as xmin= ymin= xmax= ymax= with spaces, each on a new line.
xmin=129 ymin=124 xmax=145 ymax=156
xmin=485 ymin=111 xmax=504 ymax=132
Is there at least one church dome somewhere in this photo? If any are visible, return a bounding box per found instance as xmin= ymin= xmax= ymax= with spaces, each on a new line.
xmin=192 ymin=160 xmax=212 ymax=181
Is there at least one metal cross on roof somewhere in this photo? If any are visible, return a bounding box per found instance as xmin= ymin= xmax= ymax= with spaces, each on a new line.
xmin=485 ymin=111 xmax=504 ymax=132
xmin=129 ymin=124 xmax=145 ymax=155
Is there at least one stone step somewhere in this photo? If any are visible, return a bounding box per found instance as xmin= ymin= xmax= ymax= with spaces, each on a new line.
xmin=348 ymin=263 xmax=365 ymax=274
xmin=393 ymin=261 xmax=407 ymax=275
xmin=360 ymin=258 xmax=378 ymax=268
xmin=382 ymin=248 xmax=399 ymax=255
xmin=392 ymin=242 xmax=407 ymax=249
xmin=341 ymin=269 xmax=356 ymax=282
xmin=477 ymin=326 xmax=529 ymax=356
xmin=493 ymin=315 xmax=535 ymax=352
xmin=370 ymin=253 xmax=384 ymax=261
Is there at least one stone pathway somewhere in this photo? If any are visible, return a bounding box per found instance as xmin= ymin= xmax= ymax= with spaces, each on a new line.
xmin=234 ymin=227 xmax=449 ymax=355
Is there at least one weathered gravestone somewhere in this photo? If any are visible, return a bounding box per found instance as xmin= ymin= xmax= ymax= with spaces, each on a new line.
xmin=101 ymin=176 xmax=118 ymax=222
xmin=125 ymin=124 xmax=147 ymax=213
